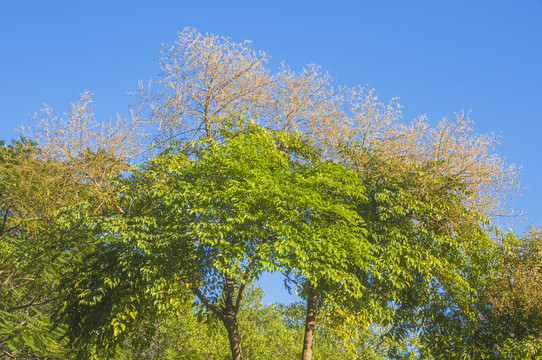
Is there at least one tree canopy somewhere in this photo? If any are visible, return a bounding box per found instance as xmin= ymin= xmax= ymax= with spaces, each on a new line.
xmin=56 ymin=119 xmax=377 ymax=359
xmin=0 ymin=28 xmax=536 ymax=360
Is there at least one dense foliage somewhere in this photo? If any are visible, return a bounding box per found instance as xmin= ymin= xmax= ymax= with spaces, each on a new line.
xmin=1 ymin=28 xmax=537 ymax=360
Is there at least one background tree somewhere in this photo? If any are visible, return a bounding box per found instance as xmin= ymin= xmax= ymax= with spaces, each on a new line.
xmin=0 ymin=138 xmax=73 ymax=358
xmin=137 ymin=28 xmax=345 ymax=147
xmin=416 ymin=227 xmax=542 ymax=359
xmin=0 ymin=135 xmax=122 ymax=358
xmin=24 ymin=91 xmax=146 ymax=210
xmin=0 ymin=93 xmax=145 ymax=358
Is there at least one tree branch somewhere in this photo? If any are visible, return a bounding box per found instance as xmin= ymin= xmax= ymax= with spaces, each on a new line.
xmin=179 ymin=274 xmax=223 ymax=319
xmin=234 ymin=258 xmax=257 ymax=313
xmin=0 ymin=205 xmax=10 ymax=237
xmin=8 ymin=295 xmax=61 ymax=312
xmin=0 ymin=270 xmax=16 ymax=290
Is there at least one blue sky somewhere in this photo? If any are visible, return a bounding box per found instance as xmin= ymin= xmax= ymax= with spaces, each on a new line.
xmin=1 ymin=0 xmax=541 ymax=303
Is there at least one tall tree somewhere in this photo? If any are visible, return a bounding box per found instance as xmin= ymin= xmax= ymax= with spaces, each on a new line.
xmin=130 ymin=32 xmax=518 ymax=357
xmin=283 ymin=149 xmax=492 ymax=359
xmin=56 ymin=119 xmax=371 ymax=360
xmin=0 ymin=137 xmax=107 ymax=358
xmin=0 ymin=138 xmax=69 ymax=358
xmin=0 ymin=94 xmax=145 ymax=358
xmin=137 ymin=28 xmax=519 ymax=217
xmin=22 ymin=28 xmax=520 ymax=359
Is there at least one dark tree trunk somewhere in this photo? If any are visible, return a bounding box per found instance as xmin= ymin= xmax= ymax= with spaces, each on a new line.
xmin=184 ymin=268 xmax=250 ymax=360
xmin=222 ymin=273 xmax=244 ymax=360
xmin=223 ymin=313 xmax=243 ymax=360
xmin=301 ymin=286 xmax=318 ymax=360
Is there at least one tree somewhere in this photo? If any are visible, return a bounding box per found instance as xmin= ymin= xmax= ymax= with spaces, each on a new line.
xmin=123 ymin=286 xmax=304 ymax=360
xmin=24 ymin=91 xmax=145 ymax=210
xmin=56 ymin=119 xmax=372 ymax=360
xmin=137 ymin=28 xmax=519 ymax=218
xmin=23 ymin=28 xmax=519 ymax=359
xmin=416 ymin=227 xmax=542 ymax=359
xmin=0 ymin=137 xmax=106 ymax=358
xmin=0 ymin=94 xmax=145 ymax=358
xmin=488 ymin=226 xmax=542 ymax=325
xmin=0 ymin=138 xmax=70 ymax=358
xmin=128 ymin=29 xmax=517 ymax=359
xmin=281 ymin=149 xmax=492 ymax=359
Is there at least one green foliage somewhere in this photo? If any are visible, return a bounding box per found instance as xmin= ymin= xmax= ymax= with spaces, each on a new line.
xmin=55 ymin=117 xmax=373 ymax=358
xmin=281 ymin=145 xmax=493 ymax=359
xmin=3 ymin=121 xmax=531 ymax=359
xmin=0 ymin=136 xmax=132 ymax=358
xmin=0 ymin=138 xmax=67 ymax=358
xmin=54 ymin=241 xmax=186 ymax=359
xmin=55 ymin=118 xmax=507 ymax=359
xmin=0 ymin=138 xmax=90 ymax=358
xmin=416 ymin=229 xmax=542 ymax=359
xmin=118 ymin=286 xmax=391 ymax=360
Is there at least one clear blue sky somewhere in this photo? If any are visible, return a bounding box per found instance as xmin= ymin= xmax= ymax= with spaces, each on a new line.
xmin=1 ymin=0 xmax=541 ymax=304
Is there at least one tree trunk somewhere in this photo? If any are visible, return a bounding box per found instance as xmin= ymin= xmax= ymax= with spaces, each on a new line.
xmin=222 ymin=272 xmax=244 ymax=360
xmin=223 ymin=314 xmax=243 ymax=360
xmin=301 ymin=286 xmax=318 ymax=360
xmin=186 ymin=278 xmax=244 ymax=360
